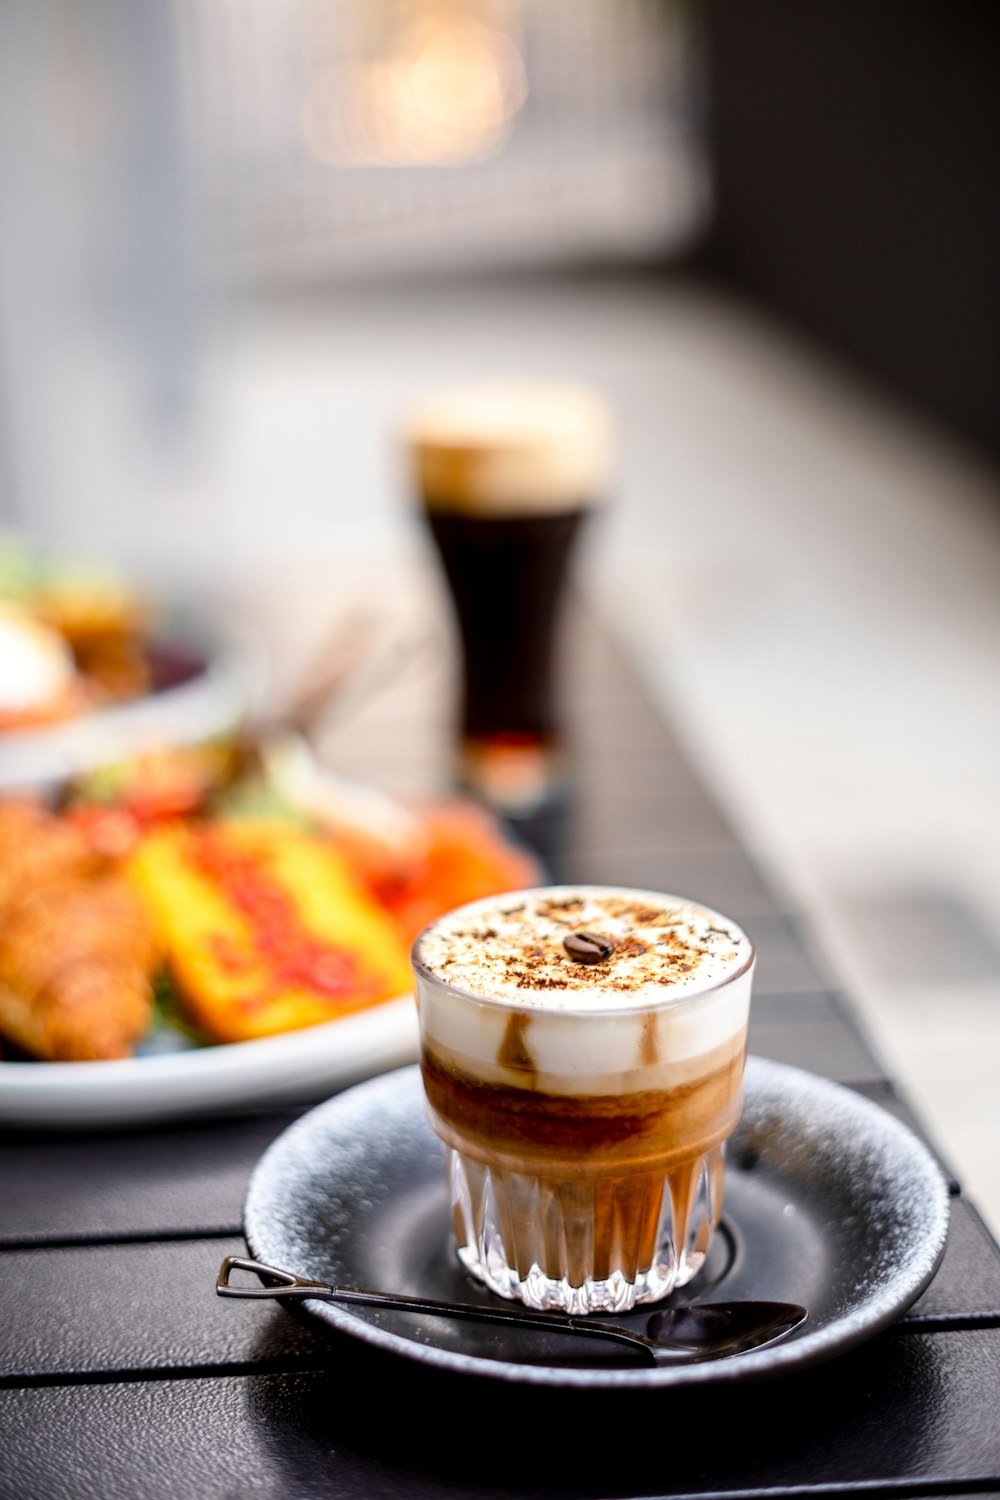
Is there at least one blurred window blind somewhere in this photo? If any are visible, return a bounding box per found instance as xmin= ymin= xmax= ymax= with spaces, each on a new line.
xmin=174 ymin=0 xmax=706 ymax=283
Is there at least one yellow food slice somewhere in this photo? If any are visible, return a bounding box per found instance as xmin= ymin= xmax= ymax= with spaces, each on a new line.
xmin=128 ymin=820 xmax=413 ymax=1043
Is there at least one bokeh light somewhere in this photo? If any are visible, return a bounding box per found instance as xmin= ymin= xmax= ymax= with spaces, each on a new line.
xmin=301 ymin=9 xmax=527 ymax=167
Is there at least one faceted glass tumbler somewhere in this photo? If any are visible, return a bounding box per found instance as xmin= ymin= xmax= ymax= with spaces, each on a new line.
xmin=413 ymin=898 xmax=753 ymax=1316
xmin=446 ymin=1141 xmax=727 ymax=1315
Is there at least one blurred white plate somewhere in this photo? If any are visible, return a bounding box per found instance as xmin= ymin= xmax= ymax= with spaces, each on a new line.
xmin=0 ymin=599 xmax=266 ymax=792
xmin=0 ymin=995 xmax=419 ymax=1128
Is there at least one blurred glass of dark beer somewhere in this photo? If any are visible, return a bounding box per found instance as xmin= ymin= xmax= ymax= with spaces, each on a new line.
xmin=405 ymin=382 xmax=613 ymax=816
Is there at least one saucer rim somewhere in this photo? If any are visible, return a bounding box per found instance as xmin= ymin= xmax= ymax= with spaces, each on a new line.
xmin=243 ymin=1056 xmax=951 ymax=1388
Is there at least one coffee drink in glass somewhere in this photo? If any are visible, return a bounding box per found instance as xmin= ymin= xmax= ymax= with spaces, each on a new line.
xmin=412 ymin=885 xmax=754 ymax=1315
xmin=405 ymin=383 xmax=612 ymax=816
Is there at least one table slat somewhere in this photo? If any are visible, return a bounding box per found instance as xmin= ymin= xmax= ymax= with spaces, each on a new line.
xmin=4 ymin=1196 xmax=996 ymax=1386
xmin=4 ymin=1328 xmax=1000 ymax=1498
xmin=0 ymin=1111 xmax=304 ymax=1247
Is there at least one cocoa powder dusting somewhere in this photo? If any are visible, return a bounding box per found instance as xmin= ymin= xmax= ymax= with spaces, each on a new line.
xmin=536 ymin=898 xmax=586 ymax=921
xmin=417 ymin=889 xmax=751 ymax=1004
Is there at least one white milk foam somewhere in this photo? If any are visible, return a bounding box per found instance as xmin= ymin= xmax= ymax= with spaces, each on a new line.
xmin=413 ymin=887 xmax=754 ymax=1093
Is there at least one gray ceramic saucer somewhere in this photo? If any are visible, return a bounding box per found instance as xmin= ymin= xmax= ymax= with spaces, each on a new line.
xmin=242 ymin=1056 xmax=950 ymax=1389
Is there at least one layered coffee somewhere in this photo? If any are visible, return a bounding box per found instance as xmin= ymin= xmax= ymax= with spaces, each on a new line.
xmin=412 ymin=886 xmax=754 ymax=1314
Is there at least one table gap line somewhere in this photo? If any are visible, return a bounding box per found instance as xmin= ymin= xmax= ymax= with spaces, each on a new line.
xmin=895 ymin=1311 xmax=1000 ymax=1332
xmin=0 ymin=1357 xmax=331 ymax=1392
xmin=0 ymin=1227 xmax=241 ymax=1253
xmin=5 ymin=1317 xmax=1000 ymax=1393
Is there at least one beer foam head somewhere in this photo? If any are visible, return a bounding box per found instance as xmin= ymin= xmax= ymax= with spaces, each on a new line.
xmin=413 ymin=886 xmax=753 ymax=1011
xmin=404 ymin=382 xmax=613 ymax=516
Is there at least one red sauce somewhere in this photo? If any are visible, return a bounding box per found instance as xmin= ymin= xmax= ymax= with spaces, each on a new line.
xmin=193 ymin=832 xmax=380 ymax=1007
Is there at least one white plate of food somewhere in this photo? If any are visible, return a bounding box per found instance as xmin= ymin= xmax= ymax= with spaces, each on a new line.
xmin=0 ymin=996 xmax=419 ymax=1128
xmin=0 ymin=777 xmax=538 ymax=1128
xmin=0 ymin=596 xmax=263 ymax=794
xmin=0 ymin=528 xmax=266 ymax=791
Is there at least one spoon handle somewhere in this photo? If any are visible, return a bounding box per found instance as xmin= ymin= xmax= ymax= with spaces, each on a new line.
xmin=217 ymin=1255 xmax=657 ymax=1362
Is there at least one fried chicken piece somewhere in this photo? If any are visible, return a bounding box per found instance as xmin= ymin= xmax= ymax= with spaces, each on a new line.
xmin=0 ymin=875 xmax=159 ymax=1060
xmin=0 ymin=800 xmax=101 ymax=912
xmin=0 ymin=800 xmax=159 ymax=1060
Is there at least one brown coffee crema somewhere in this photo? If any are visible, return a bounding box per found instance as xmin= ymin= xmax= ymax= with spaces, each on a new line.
xmin=421 ymin=1031 xmax=747 ymax=1176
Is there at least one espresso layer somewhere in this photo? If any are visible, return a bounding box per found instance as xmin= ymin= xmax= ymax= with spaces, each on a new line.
xmin=422 ymin=1034 xmax=746 ymax=1177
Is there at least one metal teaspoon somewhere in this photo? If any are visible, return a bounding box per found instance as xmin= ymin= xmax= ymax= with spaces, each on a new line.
xmin=217 ymin=1255 xmax=807 ymax=1367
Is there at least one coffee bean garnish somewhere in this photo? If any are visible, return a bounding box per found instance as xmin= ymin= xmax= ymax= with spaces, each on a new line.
xmin=563 ymin=931 xmax=615 ymax=964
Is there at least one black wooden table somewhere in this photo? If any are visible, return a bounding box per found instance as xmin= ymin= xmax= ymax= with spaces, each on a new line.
xmin=3 ymin=610 xmax=1000 ymax=1500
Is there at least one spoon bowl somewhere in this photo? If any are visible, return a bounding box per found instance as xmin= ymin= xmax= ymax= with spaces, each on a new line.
xmin=218 ymin=1255 xmax=806 ymax=1366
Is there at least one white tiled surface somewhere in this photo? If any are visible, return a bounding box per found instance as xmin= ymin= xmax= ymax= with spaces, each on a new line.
xmin=27 ymin=272 xmax=1000 ymax=1233
xmin=582 ymin=285 xmax=1000 ymax=1235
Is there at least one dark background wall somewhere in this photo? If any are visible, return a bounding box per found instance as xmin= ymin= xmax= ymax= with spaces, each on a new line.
xmin=697 ymin=0 xmax=1000 ymax=460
